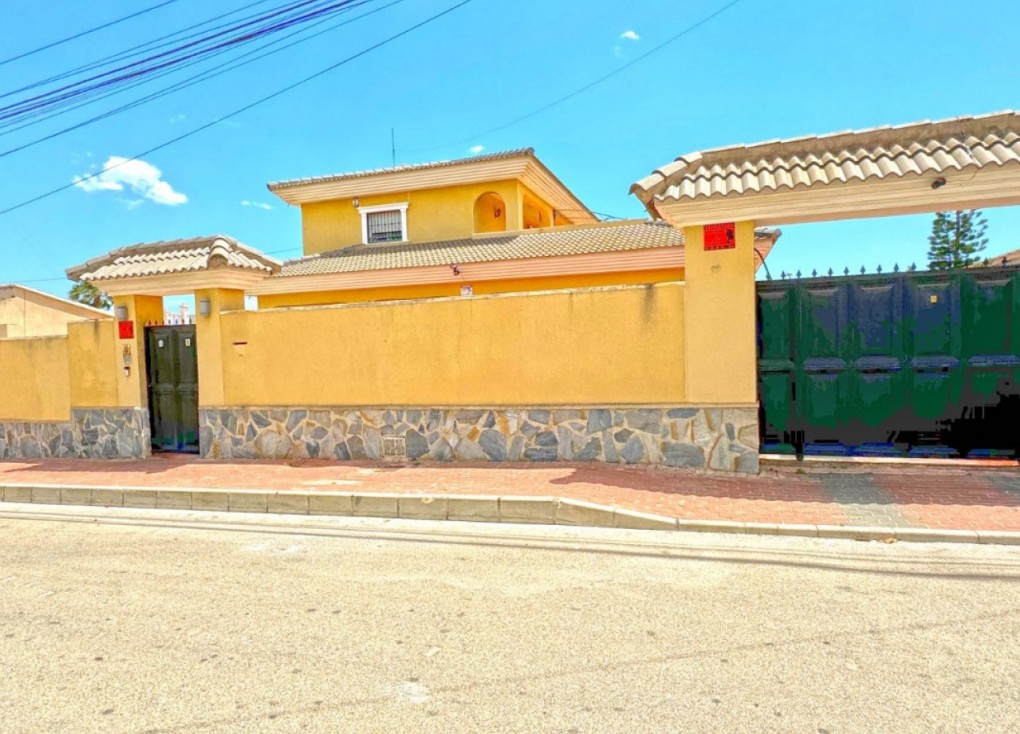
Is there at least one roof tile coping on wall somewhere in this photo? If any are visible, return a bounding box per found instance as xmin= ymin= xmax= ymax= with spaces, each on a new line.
xmin=631 ymin=110 xmax=1020 ymax=204
xmin=66 ymin=235 xmax=282 ymax=282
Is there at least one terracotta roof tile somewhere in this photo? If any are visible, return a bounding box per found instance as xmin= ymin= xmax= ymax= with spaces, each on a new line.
xmin=275 ymin=221 xmax=778 ymax=278
xmin=632 ymin=111 xmax=1020 ymax=204
xmin=66 ymin=235 xmax=282 ymax=282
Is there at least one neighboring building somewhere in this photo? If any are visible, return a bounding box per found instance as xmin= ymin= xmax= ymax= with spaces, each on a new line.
xmin=0 ymin=283 xmax=109 ymax=338
xmin=982 ymin=246 xmax=1020 ymax=266
xmin=255 ymin=148 xmax=780 ymax=307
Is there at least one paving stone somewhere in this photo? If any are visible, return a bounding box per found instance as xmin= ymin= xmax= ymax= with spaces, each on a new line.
xmin=156 ymin=490 xmax=192 ymax=510
xmin=816 ymin=525 xmax=897 ymax=541
xmin=122 ymin=490 xmax=157 ymax=509
xmin=308 ymin=494 xmax=353 ymax=516
xmin=191 ymin=491 xmax=229 ymax=512
xmin=267 ymin=493 xmax=309 ymax=515
xmin=500 ymin=496 xmax=557 ymax=524
xmin=60 ymin=487 xmax=92 ymax=506
xmin=229 ymin=491 xmax=268 ymax=513
xmin=447 ymin=495 xmax=501 ymax=523
xmin=31 ymin=487 xmax=61 ymax=505
xmin=352 ymin=493 xmax=400 ymax=517
xmin=556 ymin=499 xmax=615 ymax=528
xmin=679 ymin=520 xmax=747 ymax=534
xmin=1 ymin=486 xmax=33 ymax=503
xmin=613 ymin=508 xmax=678 ymax=531
xmin=89 ymin=488 xmax=124 ymax=507
xmin=399 ymin=496 xmax=448 ymax=521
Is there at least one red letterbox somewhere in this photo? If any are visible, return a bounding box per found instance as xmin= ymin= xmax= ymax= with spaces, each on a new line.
xmin=704 ymin=222 xmax=736 ymax=251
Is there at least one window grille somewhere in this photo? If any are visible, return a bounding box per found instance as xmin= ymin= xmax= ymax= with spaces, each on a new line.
xmin=366 ymin=209 xmax=404 ymax=243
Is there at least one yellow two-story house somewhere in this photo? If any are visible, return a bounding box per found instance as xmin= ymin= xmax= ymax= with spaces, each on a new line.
xmin=251 ymin=148 xmax=778 ymax=307
xmin=60 ymin=146 xmax=779 ymax=471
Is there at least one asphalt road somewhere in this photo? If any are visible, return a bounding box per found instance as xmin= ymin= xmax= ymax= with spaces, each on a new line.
xmin=1 ymin=504 xmax=1019 ymax=734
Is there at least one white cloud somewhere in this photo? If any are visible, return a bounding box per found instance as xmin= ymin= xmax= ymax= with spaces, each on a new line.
xmin=74 ymin=156 xmax=187 ymax=206
xmin=613 ymin=45 xmax=623 ymax=58
xmin=621 ymin=30 xmax=640 ymax=41
xmin=469 ymin=144 xmax=485 ymax=155
xmin=241 ymin=200 xmax=272 ymax=211
xmin=169 ymin=114 xmax=186 ymax=123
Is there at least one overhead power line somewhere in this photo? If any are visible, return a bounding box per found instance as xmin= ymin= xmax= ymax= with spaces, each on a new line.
xmin=0 ymin=0 xmax=327 ymax=134
xmin=0 ymin=0 xmax=477 ymax=218
xmin=0 ymin=0 xmax=362 ymax=122
xmin=0 ymin=0 xmax=183 ymax=68
xmin=0 ymin=0 xmax=402 ymax=159
xmin=0 ymin=0 xmax=279 ymax=102
xmin=409 ymin=0 xmax=746 ymax=152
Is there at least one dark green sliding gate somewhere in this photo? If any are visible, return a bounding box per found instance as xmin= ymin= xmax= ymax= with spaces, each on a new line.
xmin=145 ymin=325 xmax=199 ymax=453
xmin=757 ymin=265 xmax=1020 ymax=458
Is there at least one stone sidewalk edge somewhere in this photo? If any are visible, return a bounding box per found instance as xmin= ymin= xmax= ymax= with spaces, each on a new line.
xmin=1 ymin=483 xmax=1018 ymax=546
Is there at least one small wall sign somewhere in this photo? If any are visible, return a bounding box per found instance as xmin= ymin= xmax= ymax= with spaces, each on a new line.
xmin=118 ymin=320 xmax=135 ymax=339
xmin=704 ymin=222 xmax=736 ymax=251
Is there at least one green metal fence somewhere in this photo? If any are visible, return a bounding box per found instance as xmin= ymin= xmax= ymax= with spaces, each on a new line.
xmin=757 ymin=264 xmax=1020 ymax=457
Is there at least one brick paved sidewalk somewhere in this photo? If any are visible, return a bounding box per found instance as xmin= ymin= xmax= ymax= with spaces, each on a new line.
xmin=1 ymin=456 xmax=1018 ymax=531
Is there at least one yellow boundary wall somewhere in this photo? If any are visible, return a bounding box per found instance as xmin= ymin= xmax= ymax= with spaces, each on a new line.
xmin=218 ymin=282 xmax=687 ymax=407
xmin=0 ymin=319 xmax=118 ymax=421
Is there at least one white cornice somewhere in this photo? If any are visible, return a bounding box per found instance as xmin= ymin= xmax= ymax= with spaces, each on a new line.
xmin=653 ymin=166 xmax=1020 ymax=227
xmin=98 ymin=269 xmax=271 ymax=297
xmin=268 ymin=157 xmax=597 ymax=224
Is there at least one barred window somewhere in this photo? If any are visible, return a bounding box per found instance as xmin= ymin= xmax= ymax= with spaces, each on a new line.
xmin=365 ymin=209 xmax=404 ymax=244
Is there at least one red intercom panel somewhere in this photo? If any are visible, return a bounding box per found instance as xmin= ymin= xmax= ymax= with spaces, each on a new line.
xmin=704 ymin=222 xmax=736 ymax=251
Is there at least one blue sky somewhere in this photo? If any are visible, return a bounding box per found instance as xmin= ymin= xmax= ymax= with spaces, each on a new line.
xmin=1 ymin=0 xmax=1018 ymax=301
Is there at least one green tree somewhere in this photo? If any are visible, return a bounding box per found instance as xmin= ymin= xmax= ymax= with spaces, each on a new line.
xmin=927 ymin=209 xmax=988 ymax=270
xmin=68 ymin=280 xmax=112 ymax=310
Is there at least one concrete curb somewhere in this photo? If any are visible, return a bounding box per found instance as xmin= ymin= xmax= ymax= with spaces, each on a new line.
xmin=1 ymin=483 xmax=1017 ymax=545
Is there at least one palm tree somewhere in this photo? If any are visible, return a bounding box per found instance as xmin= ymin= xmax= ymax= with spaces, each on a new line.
xmin=68 ymin=280 xmax=112 ymax=310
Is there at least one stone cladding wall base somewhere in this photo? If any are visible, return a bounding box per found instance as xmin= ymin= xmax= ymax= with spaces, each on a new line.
xmin=0 ymin=409 xmax=150 ymax=459
xmin=201 ymin=407 xmax=759 ymax=473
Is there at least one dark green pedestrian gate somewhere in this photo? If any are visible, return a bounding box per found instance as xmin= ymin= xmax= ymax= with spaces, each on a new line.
xmin=757 ymin=265 xmax=1020 ymax=458
xmin=145 ymin=325 xmax=199 ymax=453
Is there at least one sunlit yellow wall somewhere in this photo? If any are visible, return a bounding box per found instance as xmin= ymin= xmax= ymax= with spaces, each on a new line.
xmin=473 ymin=191 xmax=507 ymax=233
xmin=0 ymin=336 xmax=71 ymax=420
xmin=258 ymin=268 xmax=685 ymax=308
xmin=300 ymin=180 xmax=525 ymax=255
xmin=520 ymin=182 xmax=556 ymax=229
xmin=683 ymin=221 xmax=757 ymax=404
xmin=0 ymin=289 xmax=107 ymax=338
xmin=195 ymin=288 xmax=245 ymax=407
xmin=221 ymin=283 xmax=686 ymax=407
xmin=67 ymin=319 xmax=119 ymax=407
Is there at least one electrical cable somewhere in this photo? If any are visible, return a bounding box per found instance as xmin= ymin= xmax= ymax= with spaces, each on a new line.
xmin=0 ymin=0 xmax=477 ymax=218
xmin=407 ymin=0 xmax=746 ymax=152
xmin=0 ymin=0 xmax=400 ymax=158
xmin=0 ymin=0 xmax=279 ymax=101
xmin=0 ymin=1 xmax=330 ymax=134
xmin=0 ymin=0 xmax=357 ymax=121
xmin=0 ymin=0 xmax=183 ymax=68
